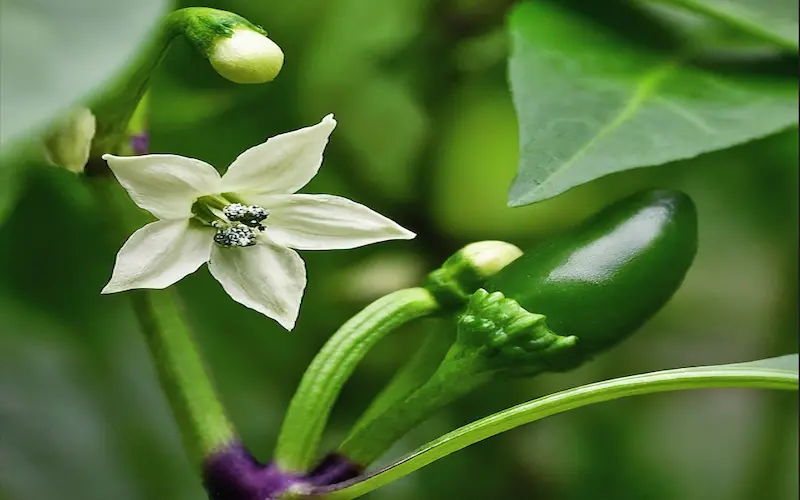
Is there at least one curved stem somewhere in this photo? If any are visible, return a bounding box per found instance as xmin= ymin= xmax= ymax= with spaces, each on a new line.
xmin=348 ymin=323 xmax=454 ymax=434
xmin=337 ymin=350 xmax=490 ymax=467
xmin=310 ymin=361 xmax=798 ymax=499
xmin=90 ymin=7 xmax=265 ymax=157
xmin=339 ymin=287 xmax=578 ymax=466
xmin=89 ymin=14 xmax=175 ymax=156
xmin=274 ymin=288 xmax=440 ymax=473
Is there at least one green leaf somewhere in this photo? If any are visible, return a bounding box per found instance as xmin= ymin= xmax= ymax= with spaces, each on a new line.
xmin=315 ymin=354 xmax=798 ymax=499
xmin=507 ymin=1 xmax=798 ymax=207
xmin=0 ymin=0 xmax=168 ymax=150
xmin=647 ymin=0 xmax=799 ymax=50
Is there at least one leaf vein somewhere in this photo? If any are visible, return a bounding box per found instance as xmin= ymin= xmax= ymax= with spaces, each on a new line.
xmin=654 ymin=97 xmax=717 ymax=134
xmin=535 ymin=57 xmax=680 ymax=197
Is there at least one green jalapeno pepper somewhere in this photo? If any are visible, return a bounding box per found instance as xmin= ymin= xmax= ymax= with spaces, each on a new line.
xmin=486 ymin=188 xmax=698 ymax=365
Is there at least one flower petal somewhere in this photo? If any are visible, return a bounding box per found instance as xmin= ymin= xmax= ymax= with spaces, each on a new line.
xmin=103 ymin=154 xmax=222 ymax=219
xmin=219 ymin=114 xmax=336 ymax=196
xmin=251 ymin=194 xmax=416 ymax=250
xmin=102 ymin=220 xmax=213 ymax=293
xmin=208 ymin=236 xmax=306 ymax=330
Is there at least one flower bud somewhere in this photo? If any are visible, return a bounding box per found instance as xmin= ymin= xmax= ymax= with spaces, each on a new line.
xmin=424 ymin=240 xmax=522 ymax=309
xmin=42 ymin=108 xmax=96 ymax=173
xmin=209 ymin=28 xmax=284 ymax=84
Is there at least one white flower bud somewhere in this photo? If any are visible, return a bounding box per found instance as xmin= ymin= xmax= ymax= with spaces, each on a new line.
xmin=425 ymin=240 xmax=523 ymax=308
xmin=43 ymin=108 xmax=96 ymax=174
xmin=209 ymin=29 xmax=284 ymax=84
xmin=457 ymin=241 xmax=524 ymax=279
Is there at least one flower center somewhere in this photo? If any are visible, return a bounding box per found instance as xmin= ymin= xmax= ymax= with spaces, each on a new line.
xmin=192 ymin=195 xmax=271 ymax=248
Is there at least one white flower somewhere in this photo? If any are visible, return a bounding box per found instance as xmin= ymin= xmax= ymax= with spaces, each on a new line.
xmin=101 ymin=115 xmax=414 ymax=330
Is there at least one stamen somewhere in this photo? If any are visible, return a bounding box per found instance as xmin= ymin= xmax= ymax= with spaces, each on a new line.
xmin=223 ymin=203 xmax=270 ymax=229
xmin=213 ymin=222 xmax=258 ymax=248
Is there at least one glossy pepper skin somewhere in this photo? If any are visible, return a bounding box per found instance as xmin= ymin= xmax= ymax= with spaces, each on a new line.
xmin=486 ymin=189 xmax=697 ymax=367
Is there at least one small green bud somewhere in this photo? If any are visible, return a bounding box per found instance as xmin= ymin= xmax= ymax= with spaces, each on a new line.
xmin=424 ymin=240 xmax=522 ymax=309
xmin=209 ymin=28 xmax=284 ymax=84
xmin=42 ymin=108 xmax=96 ymax=173
xmin=453 ymin=289 xmax=577 ymax=376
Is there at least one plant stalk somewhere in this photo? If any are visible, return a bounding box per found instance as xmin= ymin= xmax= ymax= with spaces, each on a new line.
xmin=274 ymin=288 xmax=440 ymax=473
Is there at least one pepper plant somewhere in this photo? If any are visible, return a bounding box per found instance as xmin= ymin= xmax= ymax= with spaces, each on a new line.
xmin=0 ymin=1 xmax=797 ymax=500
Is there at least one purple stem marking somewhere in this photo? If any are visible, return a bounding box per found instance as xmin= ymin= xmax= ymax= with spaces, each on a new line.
xmin=130 ymin=132 xmax=149 ymax=155
xmin=203 ymin=442 xmax=362 ymax=500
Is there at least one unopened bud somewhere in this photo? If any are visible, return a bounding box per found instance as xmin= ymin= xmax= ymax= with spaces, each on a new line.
xmin=209 ymin=29 xmax=284 ymax=84
xmin=424 ymin=240 xmax=523 ymax=309
xmin=43 ymin=108 xmax=96 ymax=173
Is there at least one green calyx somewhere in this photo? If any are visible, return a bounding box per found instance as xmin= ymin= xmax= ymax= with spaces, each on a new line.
xmin=456 ymin=289 xmax=577 ymax=376
xmin=424 ymin=240 xmax=522 ymax=309
xmin=167 ymin=8 xmax=267 ymax=54
xmin=174 ymin=8 xmax=284 ymax=84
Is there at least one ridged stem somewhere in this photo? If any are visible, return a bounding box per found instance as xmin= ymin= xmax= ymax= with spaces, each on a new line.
xmin=274 ymin=288 xmax=440 ymax=473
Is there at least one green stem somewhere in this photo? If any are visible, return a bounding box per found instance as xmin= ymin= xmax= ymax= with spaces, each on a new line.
xmin=273 ymin=288 xmax=440 ymax=473
xmin=337 ymin=288 xmax=581 ymax=466
xmin=132 ymin=289 xmax=236 ymax=465
xmin=91 ymin=178 xmax=235 ymax=468
xmin=337 ymin=350 xmax=492 ymax=467
xmin=89 ymin=16 xmax=172 ymax=156
xmin=313 ymin=362 xmax=798 ymax=500
xmin=90 ymin=7 xmax=264 ymax=156
xmin=350 ymin=323 xmax=454 ymax=432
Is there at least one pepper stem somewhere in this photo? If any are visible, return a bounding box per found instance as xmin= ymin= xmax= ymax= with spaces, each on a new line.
xmin=337 ymin=347 xmax=491 ymax=467
xmin=350 ymin=323 xmax=454 ymax=431
xmin=273 ymin=287 xmax=440 ymax=473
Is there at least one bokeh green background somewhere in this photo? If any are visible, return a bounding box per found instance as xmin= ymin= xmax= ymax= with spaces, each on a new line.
xmin=1 ymin=1 xmax=797 ymax=499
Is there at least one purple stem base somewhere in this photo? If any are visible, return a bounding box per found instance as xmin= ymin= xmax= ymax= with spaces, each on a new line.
xmin=203 ymin=442 xmax=362 ymax=500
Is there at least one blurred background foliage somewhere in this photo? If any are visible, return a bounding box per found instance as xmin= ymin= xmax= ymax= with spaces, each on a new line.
xmin=0 ymin=1 xmax=797 ymax=499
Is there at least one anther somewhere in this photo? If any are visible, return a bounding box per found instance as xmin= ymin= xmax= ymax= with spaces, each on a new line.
xmin=214 ymin=223 xmax=258 ymax=248
xmin=223 ymin=203 xmax=270 ymax=229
